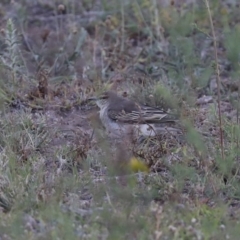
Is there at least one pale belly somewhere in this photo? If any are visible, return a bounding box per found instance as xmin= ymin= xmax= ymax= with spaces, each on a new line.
xmin=100 ymin=108 xmax=156 ymax=137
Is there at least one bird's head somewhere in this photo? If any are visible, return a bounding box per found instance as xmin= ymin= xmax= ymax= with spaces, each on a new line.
xmin=88 ymin=91 xmax=116 ymax=109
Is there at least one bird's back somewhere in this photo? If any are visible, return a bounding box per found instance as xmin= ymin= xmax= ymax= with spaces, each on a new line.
xmin=107 ymin=93 xmax=176 ymax=124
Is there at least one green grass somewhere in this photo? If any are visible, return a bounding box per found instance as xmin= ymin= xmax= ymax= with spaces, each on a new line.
xmin=0 ymin=0 xmax=240 ymax=239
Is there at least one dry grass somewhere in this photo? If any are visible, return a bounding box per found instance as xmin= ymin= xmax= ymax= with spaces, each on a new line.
xmin=0 ymin=0 xmax=240 ymax=239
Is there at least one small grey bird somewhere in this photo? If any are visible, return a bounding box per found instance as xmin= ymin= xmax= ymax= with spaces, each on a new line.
xmin=89 ymin=91 xmax=179 ymax=139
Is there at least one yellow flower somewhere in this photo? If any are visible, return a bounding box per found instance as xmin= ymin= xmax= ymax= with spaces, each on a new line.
xmin=129 ymin=157 xmax=149 ymax=173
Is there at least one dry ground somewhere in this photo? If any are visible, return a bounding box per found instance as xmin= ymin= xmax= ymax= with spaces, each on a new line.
xmin=0 ymin=0 xmax=240 ymax=239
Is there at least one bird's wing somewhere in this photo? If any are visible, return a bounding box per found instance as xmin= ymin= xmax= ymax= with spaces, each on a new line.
xmin=108 ymin=105 xmax=176 ymax=124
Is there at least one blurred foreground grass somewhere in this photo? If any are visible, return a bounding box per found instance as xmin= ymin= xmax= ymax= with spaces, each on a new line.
xmin=0 ymin=0 xmax=240 ymax=239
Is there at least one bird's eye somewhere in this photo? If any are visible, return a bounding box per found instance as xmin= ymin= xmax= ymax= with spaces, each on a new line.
xmin=100 ymin=93 xmax=108 ymax=99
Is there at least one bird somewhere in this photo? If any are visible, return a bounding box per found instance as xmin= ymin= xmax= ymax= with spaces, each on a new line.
xmin=89 ymin=91 xmax=180 ymax=139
